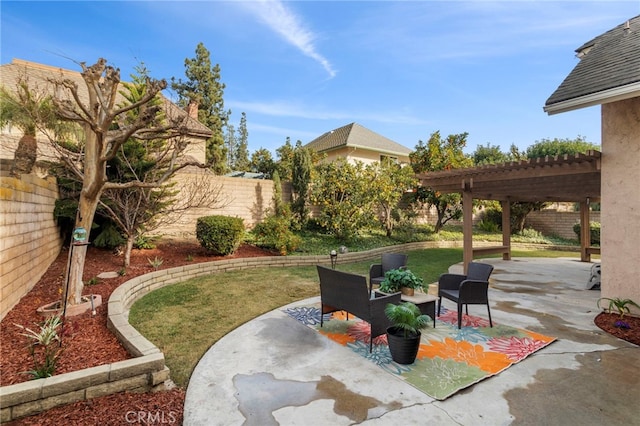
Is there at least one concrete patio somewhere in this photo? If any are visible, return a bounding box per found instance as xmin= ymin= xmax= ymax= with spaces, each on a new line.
xmin=184 ymin=257 xmax=639 ymax=425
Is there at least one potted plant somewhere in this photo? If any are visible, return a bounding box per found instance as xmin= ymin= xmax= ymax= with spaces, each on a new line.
xmin=385 ymin=302 xmax=430 ymax=364
xmin=379 ymin=268 xmax=424 ymax=296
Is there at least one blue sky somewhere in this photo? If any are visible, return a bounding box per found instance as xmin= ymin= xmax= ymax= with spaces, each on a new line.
xmin=2 ymin=1 xmax=638 ymax=156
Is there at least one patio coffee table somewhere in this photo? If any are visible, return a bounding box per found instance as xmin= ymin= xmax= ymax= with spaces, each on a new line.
xmin=375 ymin=291 xmax=437 ymax=327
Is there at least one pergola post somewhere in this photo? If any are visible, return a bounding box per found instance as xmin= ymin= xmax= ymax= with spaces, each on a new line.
xmin=580 ymin=198 xmax=591 ymax=262
xmin=462 ymin=184 xmax=473 ymax=273
xmin=501 ymin=199 xmax=511 ymax=260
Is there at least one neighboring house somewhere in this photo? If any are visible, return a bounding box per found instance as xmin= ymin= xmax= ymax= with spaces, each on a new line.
xmin=0 ymin=59 xmax=211 ymax=165
xmin=544 ymin=15 xmax=640 ymax=313
xmin=305 ymin=122 xmax=412 ymax=165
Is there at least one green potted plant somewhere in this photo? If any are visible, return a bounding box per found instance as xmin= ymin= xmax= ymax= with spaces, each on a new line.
xmin=385 ymin=302 xmax=430 ymax=364
xmin=379 ymin=268 xmax=424 ymax=296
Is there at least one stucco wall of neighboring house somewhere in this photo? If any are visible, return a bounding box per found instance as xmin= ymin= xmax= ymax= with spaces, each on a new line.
xmin=601 ymin=96 xmax=640 ymax=314
xmin=320 ymin=147 xmax=410 ymax=165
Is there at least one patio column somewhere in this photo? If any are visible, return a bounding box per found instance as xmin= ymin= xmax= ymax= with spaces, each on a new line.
xmin=501 ymin=199 xmax=511 ymax=260
xmin=462 ymin=182 xmax=473 ymax=273
xmin=580 ymin=198 xmax=591 ymax=262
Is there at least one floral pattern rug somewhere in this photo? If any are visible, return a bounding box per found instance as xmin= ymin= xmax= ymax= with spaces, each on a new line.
xmin=284 ymin=304 xmax=556 ymax=400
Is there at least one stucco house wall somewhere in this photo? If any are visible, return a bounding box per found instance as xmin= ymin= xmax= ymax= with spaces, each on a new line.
xmin=601 ymin=97 xmax=640 ymax=306
xmin=319 ymin=146 xmax=410 ymax=166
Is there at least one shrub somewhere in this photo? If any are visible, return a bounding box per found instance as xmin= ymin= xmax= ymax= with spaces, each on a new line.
xmin=482 ymin=207 xmax=503 ymax=229
xmin=573 ymin=221 xmax=600 ymax=245
xmin=134 ymin=234 xmax=158 ymax=250
xmin=196 ymin=215 xmax=244 ymax=255
xmin=476 ymin=219 xmax=499 ymax=233
xmin=93 ymin=223 xmax=125 ymax=249
xmin=251 ymin=215 xmax=301 ymax=255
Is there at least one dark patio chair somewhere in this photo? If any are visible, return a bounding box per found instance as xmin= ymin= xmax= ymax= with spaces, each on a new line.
xmin=368 ymin=253 xmax=408 ymax=295
xmin=317 ymin=265 xmax=401 ymax=352
xmin=437 ymin=262 xmax=494 ymax=329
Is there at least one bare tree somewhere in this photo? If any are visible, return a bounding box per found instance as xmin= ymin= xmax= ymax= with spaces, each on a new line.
xmin=46 ymin=58 xmax=208 ymax=305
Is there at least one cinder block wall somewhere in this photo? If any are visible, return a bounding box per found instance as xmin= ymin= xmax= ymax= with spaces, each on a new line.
xmin=526 ymin=210 xmax=601 ymax=240
xmin=154 ymin=171 xmax=292 ymax=239
xmin=0 ymin=173 xmax=63 ymax=320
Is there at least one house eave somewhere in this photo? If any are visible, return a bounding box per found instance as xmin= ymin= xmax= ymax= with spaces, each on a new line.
xmin=544 ymin=82 xmax=640 ymax=115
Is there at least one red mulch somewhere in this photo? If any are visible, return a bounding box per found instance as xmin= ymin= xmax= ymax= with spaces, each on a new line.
xmin=594 ymin=312 xmax=640 ymax=346
xmin=1 ymin=241 xmax=274 ymax=425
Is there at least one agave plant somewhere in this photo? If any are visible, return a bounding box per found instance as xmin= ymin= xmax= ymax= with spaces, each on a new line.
xmin=597 ymin=297 xmax=640 ymax=319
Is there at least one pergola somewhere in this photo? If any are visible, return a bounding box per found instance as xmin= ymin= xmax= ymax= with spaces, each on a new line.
xmin=417 ymin=151 xmax=601 ymax=271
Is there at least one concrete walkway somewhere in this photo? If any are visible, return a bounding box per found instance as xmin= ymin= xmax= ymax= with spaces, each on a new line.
xmin=184 ymin=258 xmax=639 ymax=425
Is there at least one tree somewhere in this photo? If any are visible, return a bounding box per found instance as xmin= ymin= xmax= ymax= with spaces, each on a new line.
xmin=224 ymin=123 xmax=237 ymax=170
xmin=95 ymin=65 xmax=225 ymax=266
xmin=310 ymin=159 xmax=376 ymax=240
xmin=275 ymin=137 xmax=295 ymax=180
xmin=372 ymin=159 xmax=417 ymax=237
xmin=525 ymin=136 xmax=600 ymax=158
xmin=250 ymin=148 xmax=275 ymax=177
xmin=171 ymin=42 xmax=229 ymax=174
xmin=46 ymin=58 xmax=205 ymax=306
xmin=0 ymin=79 xmax=61 ymax=176
xmin=410 ymin=131 xmax=473 ymax=232
xmin=234 ymin=112 xmax=250 ymax=172
xmin=291 ymin=142 xmax=313 ymax=227
xmin=473 ymin=142 xmax=510 ymax=165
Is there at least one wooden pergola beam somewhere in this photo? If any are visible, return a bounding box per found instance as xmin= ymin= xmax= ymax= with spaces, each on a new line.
xmin=418 ymin=151 xmax=602 ymax=270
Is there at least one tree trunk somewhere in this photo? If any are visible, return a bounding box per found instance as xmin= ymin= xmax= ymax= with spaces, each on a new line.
xmin=124 ymin=235 xmax=135 ymax=268
xmin=63 ymin=187 xmax=101 ymax=305
xmin=11 ymin=134 xmax=37 ymax=177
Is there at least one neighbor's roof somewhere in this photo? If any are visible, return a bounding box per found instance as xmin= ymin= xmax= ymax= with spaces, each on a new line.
xmin=544 ymin=15 xmax=640 ymax=115
xmin=0 ymin=59 xmax=212 ymax=138
xmin=305 ymin=122 xmax=412 ymax=157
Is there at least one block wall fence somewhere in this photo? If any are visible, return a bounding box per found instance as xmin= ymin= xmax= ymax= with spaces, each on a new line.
xmin=1 ymin=172 xmax=63 ymax=320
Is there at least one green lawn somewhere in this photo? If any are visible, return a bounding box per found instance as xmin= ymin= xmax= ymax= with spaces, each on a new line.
xmin=129 ymin=247 xmax=582 ymax=387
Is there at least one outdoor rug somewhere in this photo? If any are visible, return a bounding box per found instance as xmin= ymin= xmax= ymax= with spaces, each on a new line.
xmin=284 ymin=304 xmax=556 ymax=400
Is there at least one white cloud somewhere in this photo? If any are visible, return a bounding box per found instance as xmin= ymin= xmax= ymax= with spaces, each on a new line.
xmin=228 ymin=99 xmax=428 ymax=126
xmin=239 ymin=0 xmax=336 ymax=78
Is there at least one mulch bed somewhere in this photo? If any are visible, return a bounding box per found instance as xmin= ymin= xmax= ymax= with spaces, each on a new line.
xmin=594 ymin=312 xmax=640 ymax=346
xmin=1 ymin=241 xmax=274 ymax=425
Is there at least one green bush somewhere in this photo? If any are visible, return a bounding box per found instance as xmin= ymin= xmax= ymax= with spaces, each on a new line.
xmin=481 ymin=207 xmax=503 ymax=229
xmin=573 ymin=221 xmax=600 ymax=245
xmin=93 ymin=223 xmax=125 ymax=249
xmin=196 ymin=215 xmax=245 ymax=255
xmin=252 ymin=215 xmax=301 ymax=255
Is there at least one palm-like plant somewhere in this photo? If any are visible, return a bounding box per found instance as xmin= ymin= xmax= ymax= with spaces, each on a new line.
xmin=385 ymin=302 xmax=430 ymax=338
xmin=0 ymin=78 xmax=65 ymax=176
xmin=597 ymin=297 xmax=640 ymax=319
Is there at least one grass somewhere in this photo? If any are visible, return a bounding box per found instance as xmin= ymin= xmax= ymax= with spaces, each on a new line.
xmin=287 ymin=224 xmax=580 ymax=256
xmin=129 ymin=245 xmax=583 ymax=388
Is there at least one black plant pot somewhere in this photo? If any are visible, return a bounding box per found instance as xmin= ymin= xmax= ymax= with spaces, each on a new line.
xmin=386 ymin=326 xmax=421 ymax=364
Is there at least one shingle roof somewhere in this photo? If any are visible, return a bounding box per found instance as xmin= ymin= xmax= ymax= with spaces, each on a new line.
xmin=304 ymin=122 xmax=412 ymax=156
xmin=544 ymin=15 xmax=640 ymax=114
xmin=0 ymin=59 xmax=212 ymax=137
